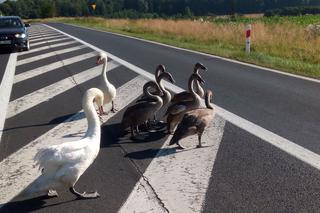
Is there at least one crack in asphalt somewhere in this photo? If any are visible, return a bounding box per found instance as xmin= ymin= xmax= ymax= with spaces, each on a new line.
xmin=118 ymin=143 xmax=170 ymax=213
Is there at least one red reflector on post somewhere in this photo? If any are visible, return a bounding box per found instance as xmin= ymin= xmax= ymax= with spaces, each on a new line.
xmin=246 ymin=30 xmax=251 ymax=38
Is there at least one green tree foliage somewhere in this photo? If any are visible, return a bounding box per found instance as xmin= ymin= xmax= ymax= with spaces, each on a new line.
xmin=0 ymin=0 xmax=319 ymax=18
xmin=265 ymin=6 xmax=320 ymax=16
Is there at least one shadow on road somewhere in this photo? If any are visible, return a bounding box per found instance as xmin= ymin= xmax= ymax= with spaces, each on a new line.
xmin=0 ymin=195 xmax=75 ymax=213
xmin=2 ymin=112 xmax=80 ymax=133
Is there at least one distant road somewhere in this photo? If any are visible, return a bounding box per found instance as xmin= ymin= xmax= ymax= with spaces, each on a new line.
xmin=49 ymin=23 xmax=320 ymax=153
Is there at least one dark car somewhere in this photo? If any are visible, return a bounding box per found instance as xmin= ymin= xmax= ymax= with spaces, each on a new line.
xmin=0 ymin=16 xmax=30 ymax=51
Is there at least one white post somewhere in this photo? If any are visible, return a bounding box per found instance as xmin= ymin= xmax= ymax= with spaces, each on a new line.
xmin=245 ymin=24 xmax=251 ymax=54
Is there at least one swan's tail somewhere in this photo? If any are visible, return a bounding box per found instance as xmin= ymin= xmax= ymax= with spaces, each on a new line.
xmin=169 ymin=121 xmax=195 ymax=145
xmin=169 ymin=127 xmax=184 ymax=145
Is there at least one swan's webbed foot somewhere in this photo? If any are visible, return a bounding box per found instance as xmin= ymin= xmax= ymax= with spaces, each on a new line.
xmin=176 ymin=143 xmax=185 ymax=149
xmin=70 ymin=187 xmax=100 ymax=199
xmin=47 ymin=190 xmax=58 ymax=197
xmin=111 ymin=101 xmax=117 ymax=113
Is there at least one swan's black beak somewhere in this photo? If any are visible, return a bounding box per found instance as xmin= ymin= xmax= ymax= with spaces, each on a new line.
xmin=169 ymin=74 xmax=176 ymax=83
xmin=195 ymin=62 xmax=207 ymax=71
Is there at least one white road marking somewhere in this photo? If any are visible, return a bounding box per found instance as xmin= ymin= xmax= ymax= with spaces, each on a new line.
xmin=29 ymin=32 xmax=61 ymax=38
xmin=0 ymin=76 xmax=148 ymax=206
xmin=29 ymin=33 xmax=62 ymax=40
xmin=18 ymin=40 xmax=78 ymax=55
xmin=0 ymin=53 xmax=17 ymax=143
xmin=29 ymin=30 xmax=56 ymax=34
xmin=120 ymin=115 xmax=226 ymax=213
xmin=14 ymin=52 xmax=96 ymax=83
xmin=30 ymin=37 xmax=70 ymax=46
xmin=66 ymin=23 xmax=320 ymax=84
xmin=45 ymin=24 xmax=320 ymax=171
xmin=29 ymin=31 xmax=55 ymax=35
xmin=119 ymin=178 xmax=167 ymax=213
xmin=7 ymin=60 xmax=119 ymax=119
xmin=17 ymin=45 xmax=87 ymax=66
xmin=30 ymin=34 xmax=66 ymax=43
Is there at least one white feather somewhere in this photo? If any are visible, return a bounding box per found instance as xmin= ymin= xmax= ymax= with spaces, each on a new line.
xmin=20 ymin=88 xmax=103 ymax=199
xmin=97 ymin=53 xmax=116 ymax=107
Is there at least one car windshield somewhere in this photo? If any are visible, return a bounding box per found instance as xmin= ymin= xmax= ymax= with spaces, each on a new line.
xmin=0 ymin=18 xmax=23 ymax=28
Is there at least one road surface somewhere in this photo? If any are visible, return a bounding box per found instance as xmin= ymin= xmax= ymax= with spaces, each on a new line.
xmin=0 ymin=23 xmax=319 ymax=213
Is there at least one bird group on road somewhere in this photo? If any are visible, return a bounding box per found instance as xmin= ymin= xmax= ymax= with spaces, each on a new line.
xmin=24 ymin=52 xmax=216 ymax=201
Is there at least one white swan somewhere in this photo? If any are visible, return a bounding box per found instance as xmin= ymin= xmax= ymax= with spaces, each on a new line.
xmin=96 ymin=52 xmax=117 ymax=114
xmin=22 ymin=88 xmax=104 ymax=200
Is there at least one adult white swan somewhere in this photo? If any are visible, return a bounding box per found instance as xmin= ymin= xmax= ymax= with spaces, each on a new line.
xmin=23 ymin=88 xmax=104 ymax=200
xmin=96 ymin=52 xmax=116 ymax=114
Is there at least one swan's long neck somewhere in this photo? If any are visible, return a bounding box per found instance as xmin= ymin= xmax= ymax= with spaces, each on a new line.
xmin=101 ymin=60 xmax=111 ymax=86
xmin=155 ymin=69 xmax=162 ymax=80
xmin=157 ymin=76 xmax=171 ymax=105
xmin=194 ymin=69 xmax=204 ymax=98
xmin=145 ymin=87 xmax=163 ymax=107
xmin=205 ymin=93 xmax=214 ymax=110
xmin=189 ymin=77 xmax=201 ymax=105
xmin=83 ymin=97 xmax=101 ymax=139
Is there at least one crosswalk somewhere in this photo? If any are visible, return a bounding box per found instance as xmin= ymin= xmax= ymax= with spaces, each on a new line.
xmin=1 ymin=23 xmax=320 ymax=213
xmin=16 ymin=45 xmax=87 ymax=66
xmin=0 ymin=26 xmax=228 ymax=212
xmin=15 ymin=52 xmax=98 ymax=83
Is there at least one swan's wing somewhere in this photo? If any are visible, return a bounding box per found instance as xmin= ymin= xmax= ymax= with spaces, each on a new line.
xmin=168 ymin=104 xmax=187 ymax=115
xmin=171 ymin=92 xmax=192 ymax=103
xmin=34 ymin=140 xmax=88 ymax=170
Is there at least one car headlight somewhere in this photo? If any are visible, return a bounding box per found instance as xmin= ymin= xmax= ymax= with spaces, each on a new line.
xmin=15 ymin=33 xmax=26 ymax=38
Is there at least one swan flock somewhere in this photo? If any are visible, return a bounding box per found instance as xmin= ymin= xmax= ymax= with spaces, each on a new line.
xmin=25 ymin=52 xmax=215 ymax=201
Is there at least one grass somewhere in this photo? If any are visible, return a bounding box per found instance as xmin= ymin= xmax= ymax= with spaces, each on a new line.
xmin=28 ymin=16 xmax=320 ymax=79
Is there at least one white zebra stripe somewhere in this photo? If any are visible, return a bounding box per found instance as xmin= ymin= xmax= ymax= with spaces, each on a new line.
xmin=30 ymin=37 xmax=71 ymax=46
xmin=7 ymin=60 xmax=119 ymax=119
xmin=19 ymin=40 xmax=78 ymax=56
xmin=15 ymin=52 xmax=96 ymax=83
xmin=17 ymin=45 xmax=87 ymax=66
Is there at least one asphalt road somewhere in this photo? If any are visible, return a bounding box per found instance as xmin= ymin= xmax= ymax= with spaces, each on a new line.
xmin=48 ymin=23 xmax=320 ymax=154
xmin=0 ymin=52 xmax=10 ymax=83
xmin=0 ymin=24 xmax=320 ymax=213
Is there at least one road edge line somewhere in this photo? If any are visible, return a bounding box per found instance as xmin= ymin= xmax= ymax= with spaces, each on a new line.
xmin=0 ymin=53 xmax=17 ymax=144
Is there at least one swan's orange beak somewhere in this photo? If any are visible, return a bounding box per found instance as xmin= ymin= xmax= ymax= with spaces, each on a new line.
xmin=98 ymin=106 xmax=105 ymax=115
xmin=96 ymin=57 xmax=103 ymax=65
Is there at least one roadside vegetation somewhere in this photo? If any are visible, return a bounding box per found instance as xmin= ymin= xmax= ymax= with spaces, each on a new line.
xmin=2 ymin=0 xmax=319 ymax=78
xmin=29 ymin=15 xmax=320 ymax=78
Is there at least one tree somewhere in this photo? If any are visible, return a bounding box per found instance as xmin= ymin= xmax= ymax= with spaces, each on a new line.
xmin=40 ymin=0 xmax=56 ymax=18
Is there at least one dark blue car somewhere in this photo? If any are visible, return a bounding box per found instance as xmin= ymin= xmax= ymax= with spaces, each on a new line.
xmin=0 ymin=16 xmax=30 ymax=51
